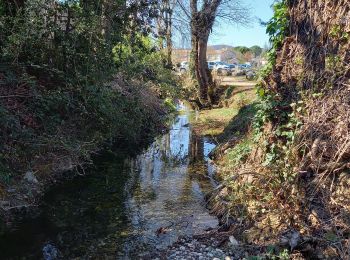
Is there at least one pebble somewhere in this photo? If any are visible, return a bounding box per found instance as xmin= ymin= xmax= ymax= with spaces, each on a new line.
xmin=229 ymin=236 xmax=239 ymax=246
xmin=163 ymin=236 xmax=243 ymax=260
xmin=24 ymin=171 xmax=39 ymax=184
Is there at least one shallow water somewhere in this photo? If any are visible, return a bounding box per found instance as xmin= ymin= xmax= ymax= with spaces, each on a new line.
xmin=0 ymin=105 xmax=218 ymax=259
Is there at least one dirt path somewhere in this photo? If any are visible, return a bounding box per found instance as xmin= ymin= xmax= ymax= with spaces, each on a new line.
xmin=218 ymin=76 xmax=257 ymax=87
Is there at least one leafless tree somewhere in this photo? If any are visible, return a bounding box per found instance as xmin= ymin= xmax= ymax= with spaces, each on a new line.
xmin=176 ymin=0 xmax=250 ymax=107
xmin=156 ymin=0 xmax=178 ymax=67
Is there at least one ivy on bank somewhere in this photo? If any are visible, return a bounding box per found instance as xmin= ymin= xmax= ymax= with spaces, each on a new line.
xmin=253 ymin=0 xmax=302 ymax=168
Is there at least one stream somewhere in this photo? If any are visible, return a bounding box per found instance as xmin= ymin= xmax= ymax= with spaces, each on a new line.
xmin=0 ymin=105 xmax=219 ymax=259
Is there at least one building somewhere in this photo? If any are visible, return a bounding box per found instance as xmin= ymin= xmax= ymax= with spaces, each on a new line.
xmin=173 ymin=45 xmax=239 ymax=64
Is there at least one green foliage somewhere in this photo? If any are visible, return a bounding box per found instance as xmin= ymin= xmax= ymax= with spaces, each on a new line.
xmin=234 ymin=46 xmax=251 ymax=54
xmin=237 ymin=93 xmax=249 ymax=109
xmin=1 ymin=1 xmax=118 ymax=84
xmin=266 ymin=1 xmax=289 ymax=50
xmin=253 ymin=91 xmax=303 ymax=170
xmin=113 ymin=34 xmax=180 ymax=98
xmin=113 ymin=35 xmax=154 ymax=68
xmin=329 ymin=25 xmax=349 ymax=41
xmin=254 ymin=1 xmax=305 ymax=171
xmin=259 ymin=0 xmax=288 ymax=80
xmin=0 ymin=0 xmax=177 ymax=180
xmin=216 ymin=22 xmax=306 ymax=235
xmin=226 ymin=138 xmax=252 ymax=167
xmin=164 ymin=98 xmax=177 ymax=112
xmin=233 ymin=45 xmax=263 ymax=57
xmin=224 ymin=86 xmax=236 ymax=99
xmin=325 ymin=54 xmax=343 ymax=76
xmin=253 ymin=93 xmax=279 ymax=135
xmin=254 ymin=0 xmax=304 ymax=165
xmin=250 ymin=45 xmax=263 ymax=57
xmin=255 ymin=0 xmax=290 ymax=134
xmin=0 ymin=1 xmax=5 ymax=16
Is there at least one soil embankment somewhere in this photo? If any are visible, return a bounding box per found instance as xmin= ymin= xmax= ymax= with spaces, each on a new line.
xmin=0 ymin=75 xmax=168 ymax=227
xmin=191 ymin=1 xmax=350 ymax=259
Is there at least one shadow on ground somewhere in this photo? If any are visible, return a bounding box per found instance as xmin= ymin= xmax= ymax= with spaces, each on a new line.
xmin=218 ymin=102 xmax=257 ymax=143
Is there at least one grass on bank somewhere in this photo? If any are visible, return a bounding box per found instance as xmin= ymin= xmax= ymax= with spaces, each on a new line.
xmin=192 ymin=80 xmax=257 ymax=141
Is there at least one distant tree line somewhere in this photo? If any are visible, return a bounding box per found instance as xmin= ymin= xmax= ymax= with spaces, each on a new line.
xmin=233 ymin=45 xmax=263 ymax=57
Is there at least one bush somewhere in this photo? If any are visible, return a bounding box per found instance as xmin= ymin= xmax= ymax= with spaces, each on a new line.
xmin=0 ymin=1 xmax=178 ymax=180
xmin=113 ymin=34 xmax=180 ymax=98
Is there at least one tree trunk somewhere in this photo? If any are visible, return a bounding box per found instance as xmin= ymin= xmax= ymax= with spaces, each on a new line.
xmin=190 ymin=0 xmax=217 ymax=107
xmin=191 ymin=32 xmax=211 ymax=107
xmin=189 ymin=0 xmax=198 ymax=79
xmin=165 ymin=11 xmax=172 ymax=68
xmin=197 ymin=35 xmax=210 ymax=105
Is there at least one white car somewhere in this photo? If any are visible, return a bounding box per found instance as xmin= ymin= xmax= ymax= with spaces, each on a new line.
xmin=207 ymin=61 xmax=216 ymax=70
xmin=179 ymin=61 xmax=225 ymax=73
xmin=179 ymin=61 xmax=189 ymax=73
xmin=214 ymin=61 xmax=230 ymax=70
xmin=238 ymin=64 xmax=252 ymax=69
xmin=228 ymin=64 xmax=237 ymax=69
xmin=214 ymin=62 xmax=232 ymax=75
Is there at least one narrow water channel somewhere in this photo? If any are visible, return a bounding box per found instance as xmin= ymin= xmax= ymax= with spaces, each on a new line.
xmin=0 ymin=105 xmax=218 ymax=259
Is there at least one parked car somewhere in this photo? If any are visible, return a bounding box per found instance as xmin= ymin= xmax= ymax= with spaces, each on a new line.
xmin=214 ymin=61 xmax=232 ymax=75
xmin=228 ymin=64 xmax=236 ymax=70
xmin=238 ymin=64 xmax=252 ymax=69
xmin=179 ymin=61 xmax=189 ymax=73
xmin=179 ymin=61 xmax=233 ymax=75
xmin=214 ymin=61 xmax=228 ymax=69
xmin=207 ymin=61 xmax=216 ymax=70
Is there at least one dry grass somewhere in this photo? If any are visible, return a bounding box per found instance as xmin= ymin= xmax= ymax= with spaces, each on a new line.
xmin=298 ymin=86 xmax=350 ymax=179
xmin=206 ymin=0 xmax=350 ymax=258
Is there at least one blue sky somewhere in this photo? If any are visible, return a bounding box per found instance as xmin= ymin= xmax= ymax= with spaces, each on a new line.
xmin=209 ymin=0 xmax=276 ymax=48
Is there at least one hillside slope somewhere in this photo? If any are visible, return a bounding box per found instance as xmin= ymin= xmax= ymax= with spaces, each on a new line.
xmin=209 ymin=0 xmax=350 ymax=258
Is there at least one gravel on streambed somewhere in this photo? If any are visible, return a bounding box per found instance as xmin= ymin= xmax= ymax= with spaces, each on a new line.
xmin=149 ymin=235 xmax=248 ymax=260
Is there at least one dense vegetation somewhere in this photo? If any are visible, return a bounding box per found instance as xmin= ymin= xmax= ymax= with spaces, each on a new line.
xmin=0 ymin=1 xmax=178 ymax=186
xmin=209 ymin=0 xmax=350 ymax=258
xmin=1 ymin=0 xmax=349 ymax=258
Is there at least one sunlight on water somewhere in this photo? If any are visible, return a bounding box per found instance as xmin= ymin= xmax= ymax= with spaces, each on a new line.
xmin=122 ymin=107 xmax=218 ymax=257
xmin=0 ymin=104 xmax=218 ymax=259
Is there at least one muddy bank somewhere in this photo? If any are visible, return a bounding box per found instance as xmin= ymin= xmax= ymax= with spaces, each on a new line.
xmin=186 ymin=0 xmax=350 ymax=258
xmin=0 ymin=114 xmax=167 ymax=228
xmin=0 ymin=67 xmax=172 ymax=226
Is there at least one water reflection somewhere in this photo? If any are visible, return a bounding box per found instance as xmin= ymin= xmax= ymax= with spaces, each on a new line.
xmin=0 ymin=105 xmax=218 ymax=259
xmin=122 ymin=106 xmax=218 ymax=257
